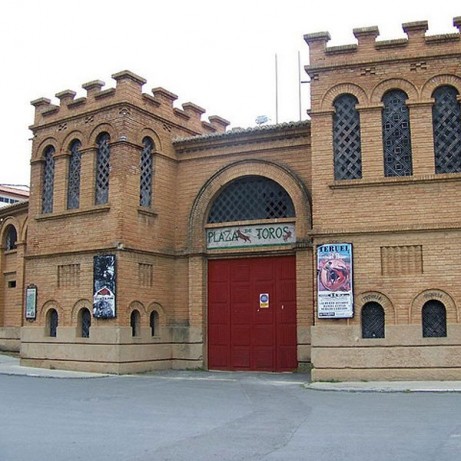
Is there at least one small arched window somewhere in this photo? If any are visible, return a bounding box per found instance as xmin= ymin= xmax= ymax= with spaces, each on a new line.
xmin=4 ymin=225 xmax=18 ymax=250
xmin=47 ymin=308 xmax=58 ymax=337
xmin=382 ymin=90 xmax=413 ymax=177
xmin=432 ymin=85 xmax=461 ymax=174
xmin=67 ymin=140 xmax=82 ymax=209
xmin=422 ymin=300 xmax=447 ymax=338
xmin=79 ymin=308 xmax=91 ymax=338
xmin=130 ymin=310 xmax=140 ymax=337
xmin=361 ymin=302 xmax=385 ymax=339
xmin=42 ymin=146 xmax=55 ymax=213
xmin=140 ymin=137 xmax=154 ymax=207
xmin=150 ymin=311 xmax=159 ymax=337
xmin=333 ymin=94 xmax=362 ymax=180
xmin=208 ymin=176 xmax=295 ymax=223
xmin=95 ymin=133 xmax=111 ymax=205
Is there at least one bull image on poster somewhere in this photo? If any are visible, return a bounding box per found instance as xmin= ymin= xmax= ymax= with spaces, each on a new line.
xmin=93 ymin=254 xmax=116 ymax=319
xmin=317 ymin=243 xmax=353 ymax=319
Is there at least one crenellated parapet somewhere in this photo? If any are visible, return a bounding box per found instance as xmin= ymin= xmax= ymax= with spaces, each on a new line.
xmin=304 ymin=16 xmax=461 ymax=74
xmin=30 ymin=70 xmax=229 ymax=135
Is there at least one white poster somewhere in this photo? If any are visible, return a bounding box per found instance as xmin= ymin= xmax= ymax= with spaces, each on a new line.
xmin=317 ymin=243 xmax=354 ymax=319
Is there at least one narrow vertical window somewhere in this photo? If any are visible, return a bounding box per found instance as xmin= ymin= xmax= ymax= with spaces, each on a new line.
xmin=140 ymin=137 xmax=154 ymax=207
xmin=67 ymin=140 xmax=82 ymax=209
xmin=131 ymin=310 xmax=140 ymax=337
xmin=333 ymin=94 xmax=362 ymax=180
xmin=42 ymin=146 xmax=55 ymax=213
xmin=150 ymin=311 xmax=159 ymax=336
xmin=4 ymin=225 xmax=18 ymax=250
xmin=361 ymin=302 xmax=385 ymax=339
xmin=422 ymin=300 xmax=447 ymax=338
xmin=432 ymin=85 xmax=461 ymax=174
xmin=95 ymin=133 xmax=110 ymax=205
xmin=382 ymin=90 xmax=412 ymax=177
xmin=79 ymin=308 xmax=91 ymax=338
xmin=47 ymin=308 xmax=58 ymax=337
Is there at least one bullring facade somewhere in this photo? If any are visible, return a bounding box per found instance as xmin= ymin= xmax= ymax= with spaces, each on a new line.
xmin=1 ymin=17 xmax=461 ymax=380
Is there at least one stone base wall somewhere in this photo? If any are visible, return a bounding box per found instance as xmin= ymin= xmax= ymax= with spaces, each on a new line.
xmin=20 ymin=325 xmax=204 ymax=374
xmin=311 ymin=325 xmax=461 ymax=381
xmin=0 ymin=327 xmax=20 ymax=352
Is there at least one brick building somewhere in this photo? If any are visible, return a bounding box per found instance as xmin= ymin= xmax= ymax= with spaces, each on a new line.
xmin=0 ymin=16 xmax=460 ymax=380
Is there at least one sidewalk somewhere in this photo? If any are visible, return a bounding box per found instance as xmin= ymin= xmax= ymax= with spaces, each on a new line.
xmin=0 ymin=353 xmax=109 ymax=379
xmin=1 ymin=353 xmax=461 ymax=391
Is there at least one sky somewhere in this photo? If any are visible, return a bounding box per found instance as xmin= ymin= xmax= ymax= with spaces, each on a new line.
xmin=1 ymin=0 xmax=460 ymax=186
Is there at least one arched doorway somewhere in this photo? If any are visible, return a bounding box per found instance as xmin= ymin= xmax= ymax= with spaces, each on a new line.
xmin=207 ymin=175 xmax=298 ymax=371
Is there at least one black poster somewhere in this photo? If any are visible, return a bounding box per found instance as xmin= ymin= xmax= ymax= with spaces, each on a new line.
xmin=93 ymin=254 xmax=116 ymax=319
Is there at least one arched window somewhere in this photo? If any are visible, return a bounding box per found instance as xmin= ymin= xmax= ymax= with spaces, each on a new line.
xmin=42 ymin=146 xmax=55 ymax=213
xmin=361 ymin=302 xmax=385 ymax=339
xmin=67 ymin=140 xmax=82 ymax=209
xmin=79 ymin=308 xmax=91 ymax=338
xmin=208 ymin=176 xmax=295 ymax=223
xmin=4 ymin=225 xmax=17 ymax=250
xmin=140 ymin=137 xmax=154 ymax=207
xmin=95 ymin=133 xmax=111 ymax=205
xmin=432 ymin=85 xmax=461 ymax=174
xmin=150 ymin=311 xmax=159 ymax=336
xmin=130 ymin=310 xmax=140 ymax=337
xmin=333 ymin=94 xmax=362 ymax=180
xmin=422 ymin=300 xmax=447 ymax=338
xmin=47 ymin=308 xmax=58 ymax=337
xmin=382 ymin=90 xmax=413 ymax=177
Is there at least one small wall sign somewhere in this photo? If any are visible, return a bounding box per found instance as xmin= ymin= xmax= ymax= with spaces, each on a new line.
xmin=25 ymin=284 xmax=37 ymax=320
xmin=259 ymin=293 xmax=269 ymax=309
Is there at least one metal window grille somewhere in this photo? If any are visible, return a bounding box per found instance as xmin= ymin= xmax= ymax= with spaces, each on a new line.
xmin=139 ymin=137 xmax=154 ymax=207
xmin=382 ymin=90 xmax=413 ymax=177
xmin=433 ymin=86 xmax=461 ymax=174
xmin=131 ymin=310 xmax=140 ymax=337
xmin=49 ymin=309 xmax=58 ymax=337
xmin=361 ymin=302 xmax=385 ymax=339
xmin=422 ymin=300 xmax=447 ymax=338
xmin=42 ymin=146 xmax=55 ymax=213
xmin=67 ymin=140 xmax=82 ymax=209
xmin=207 ymin=176 xmax=295 ymax=223
xmin=333 ymin=94 xmax=362 ymax=180
xmin=95 ymin=133 xmax=110 ymax=205
xmin=150 ymin=311 xmax=159 ymax=336
xmin=81 ymin=308 xmax=91 ymax=338
xmin=5 ymin=225 xmax=17 ymax=250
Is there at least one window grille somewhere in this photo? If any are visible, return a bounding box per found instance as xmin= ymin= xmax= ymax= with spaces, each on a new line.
xmin=131 ymin=310 xmax=140 ymax=337
xmin=48 ymin=309 xmax=58 ymax=337
xmin=361 ymin=302 xmax=385 ymax=339
xmin=5 ymin=225 xmax=17 ymax=250
xmin=208 ymin=176 xmax=295 ymax=223
xmin=42 ymin=146 xmax=55 ymax=213
xmin=81 ymin=308 xmax=91 ymax=338
xmin=382 ymin=90 xmax=413 ymax=177
xmin=432 ymin=85 xmax=461 ymax=174
xmin=150 ymin=311 xmax=159 ymax=336
xmin=67 ymin=140 xmax=82 ymax=209
xmin=422 ymin=300 xmax=447 ymax=338
xmin=95 ymin=133 xmax=110 ymax=205
xmin=333 ymin=94 xmax=362 ymax=180
xmin=140 ymin=137 xmax=154 ymax=207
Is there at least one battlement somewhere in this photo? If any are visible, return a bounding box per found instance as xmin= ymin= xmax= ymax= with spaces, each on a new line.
xmin=304 ymin=16 xmax=461 ymax=72
xmin=30 ymin=70 xmax=230 ymax=134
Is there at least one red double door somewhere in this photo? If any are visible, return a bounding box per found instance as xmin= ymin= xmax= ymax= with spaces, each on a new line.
xmin=208 ymin=256 xmax=297 ymax=372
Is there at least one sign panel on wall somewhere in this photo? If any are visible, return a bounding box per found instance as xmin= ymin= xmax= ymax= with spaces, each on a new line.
xmin=207 ymin=223 xmax=295 ymax=249
xmin=93 ymin=254 xmax=116 ymax=319
xmin=25 ymin=284 xmax=37 ymax=320
xmin=317 ymin=243 xmax=354 ymax=319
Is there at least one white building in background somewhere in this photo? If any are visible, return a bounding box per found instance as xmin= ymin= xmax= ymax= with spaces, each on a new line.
xmin=0 ymin=185 xmax=29 ymax=207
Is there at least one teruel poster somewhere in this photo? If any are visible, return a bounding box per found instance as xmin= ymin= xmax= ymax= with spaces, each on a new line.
xmin=93 ymin=254 xmax=116 ymax=319
xmin=317 ymin=243 xmax=353 ymax=319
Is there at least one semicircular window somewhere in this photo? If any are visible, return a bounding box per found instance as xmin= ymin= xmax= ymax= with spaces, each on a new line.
xmin=208 ymin=176 xmax=295 ymax=224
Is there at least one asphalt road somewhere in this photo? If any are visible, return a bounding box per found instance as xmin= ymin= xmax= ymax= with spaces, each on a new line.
xmin=0 ymin=371 xmax=460 ymax=461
